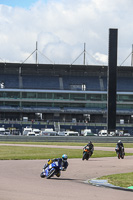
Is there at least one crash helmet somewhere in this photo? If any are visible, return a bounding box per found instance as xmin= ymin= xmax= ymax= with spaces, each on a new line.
xmin=47 ymin=159 xmax=52 ymax=165
xmin=118 ymin=140 xmax=121 ymax=143
xmin=89 ymin=141 xmax=92 ymax=144
xmin=62 ymin=154 xmax=68 ymax=162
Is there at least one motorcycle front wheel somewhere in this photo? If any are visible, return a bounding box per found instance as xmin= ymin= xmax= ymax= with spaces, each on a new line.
xmin=82 ymin=152 xmax=86 ymax=160
xmin=86 ymin=154 xmax=90 ymax=160
xmin=121 ymin=153 xmax=124 ymax=159
xmin=40 ymin=172 xmax=45 ymax=178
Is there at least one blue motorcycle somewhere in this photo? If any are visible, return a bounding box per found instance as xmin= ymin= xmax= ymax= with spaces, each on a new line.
xmin=40 ymin=160 xmax=62 ymax=179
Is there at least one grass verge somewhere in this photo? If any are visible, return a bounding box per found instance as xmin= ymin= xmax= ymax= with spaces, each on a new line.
xmin=97 ymin=172 xmax=133 ymax=188
xmin=0 ymin=146 xmax=133 ymax=160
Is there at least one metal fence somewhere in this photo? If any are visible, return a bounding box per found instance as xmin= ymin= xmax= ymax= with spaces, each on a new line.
xmin=0 ymin=135 xmax=133 ymax=143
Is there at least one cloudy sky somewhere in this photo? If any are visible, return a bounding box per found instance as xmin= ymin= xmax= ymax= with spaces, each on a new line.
xmin=0 ymin=0 xmax=132 ymax=66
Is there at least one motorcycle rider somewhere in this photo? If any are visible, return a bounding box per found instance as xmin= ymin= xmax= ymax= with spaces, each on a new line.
xmin=116 ymin=140 xmax=125 ymax=154
xmin=83 ymin=141 xmax=94 ymax=156
xmin=43 ymin=154 xmax=68 ymax=173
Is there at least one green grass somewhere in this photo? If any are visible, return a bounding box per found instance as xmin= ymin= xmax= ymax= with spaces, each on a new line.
xmin=97 ymin=172 xmax=133 ymax=188
xmin=0 ymin=145 xmax=133 ymax=160
xmin=0 ymin=146 xmax=82 ymax=160
xmin=0 ymin=141 xmax=133 ymax=148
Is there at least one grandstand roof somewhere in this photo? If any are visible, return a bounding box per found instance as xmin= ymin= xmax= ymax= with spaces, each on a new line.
xmin=0 ymin=62 xmax=133 ymax=77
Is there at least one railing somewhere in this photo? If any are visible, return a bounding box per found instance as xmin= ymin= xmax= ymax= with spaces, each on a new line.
xmin=0 ymin=120 xmax=133 ymax=128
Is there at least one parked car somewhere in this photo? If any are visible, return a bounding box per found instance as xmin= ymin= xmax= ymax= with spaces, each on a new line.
xmin=123 ymin=133 xmax=130 ymax=137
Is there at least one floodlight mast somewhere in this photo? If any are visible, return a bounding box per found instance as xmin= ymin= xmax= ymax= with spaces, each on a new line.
xmin=83 ymin=43 xmax=86 ymax=65
xmin=120 ymin=45 xmax=133 ymax=66
xmin=36 ymin=41 xmax=38 ymax=64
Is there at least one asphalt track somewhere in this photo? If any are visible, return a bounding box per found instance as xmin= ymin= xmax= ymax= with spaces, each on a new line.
xmin=0 ymin=145 xmax=133 ymax=200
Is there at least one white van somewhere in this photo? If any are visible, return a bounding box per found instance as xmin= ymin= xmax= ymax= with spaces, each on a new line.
xmin=41 ymin=128 xmax=57 ymax=136
xmin=65 ymin=131 xmax=79 ymax=136
xmin=32 ymin=128 xmax=41 ymax=136
xmin=23 ymin=127 xmax=41 ymax=136
xmin=83 ymin=129 xmax=97 ymax=136
xmin=23 ymin=127 xmax=32 ymax=135
xmin=0 ymin=127 xmax=6 ymax=135
xmin=27 ymin=132 xmax=36 ymax=136
xmin=98 ymin=130 xmax=107 ymax=136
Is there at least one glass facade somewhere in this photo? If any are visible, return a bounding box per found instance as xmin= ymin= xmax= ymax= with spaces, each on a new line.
xmin=118 ymin=94 xmax=133 ymax=102
xmin=0 ymin=90 xmax=133 ymax=111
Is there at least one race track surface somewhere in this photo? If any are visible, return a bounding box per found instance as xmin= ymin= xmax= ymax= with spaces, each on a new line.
xmin=0 ymin=145 xmax=133 ymax=200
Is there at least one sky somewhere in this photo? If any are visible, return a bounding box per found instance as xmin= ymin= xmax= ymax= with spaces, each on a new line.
xmin=0 ymin=0 xmax=42 ymax=8
xmin=0 ymin=0 xmax=133 ymax=66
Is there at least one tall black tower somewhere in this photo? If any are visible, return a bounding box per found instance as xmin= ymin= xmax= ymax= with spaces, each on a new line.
xmin=107 ymin=29 xmax=118 ymax=133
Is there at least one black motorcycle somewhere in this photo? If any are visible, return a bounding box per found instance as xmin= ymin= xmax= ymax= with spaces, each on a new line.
xmin=115 ymin=145 xmax=125 ymax=159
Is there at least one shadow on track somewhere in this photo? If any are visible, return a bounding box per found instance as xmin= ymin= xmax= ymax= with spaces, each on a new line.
xmin=47 ymin=177 xmax=77 ymax=181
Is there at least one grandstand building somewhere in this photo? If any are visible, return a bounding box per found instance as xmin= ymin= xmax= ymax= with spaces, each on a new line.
xmin=0 ymin=62 xmax=133 ymax=125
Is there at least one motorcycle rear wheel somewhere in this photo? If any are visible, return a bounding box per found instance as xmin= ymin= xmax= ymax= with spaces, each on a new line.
xmin=86 ymin=154 xmax=90 ymax=160
xmin=118 ymin=153 xmax=120 ymax=159
xmin=121 ymin=154 xmax=124 ymax=159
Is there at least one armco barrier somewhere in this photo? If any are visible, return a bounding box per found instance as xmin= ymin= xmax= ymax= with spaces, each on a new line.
xmin=0 ymin=135 xmax=133 ymax=143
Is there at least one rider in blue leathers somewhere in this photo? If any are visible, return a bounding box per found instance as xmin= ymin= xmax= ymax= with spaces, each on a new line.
xmin=43 ymin=154 xmax=68 ymax=175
